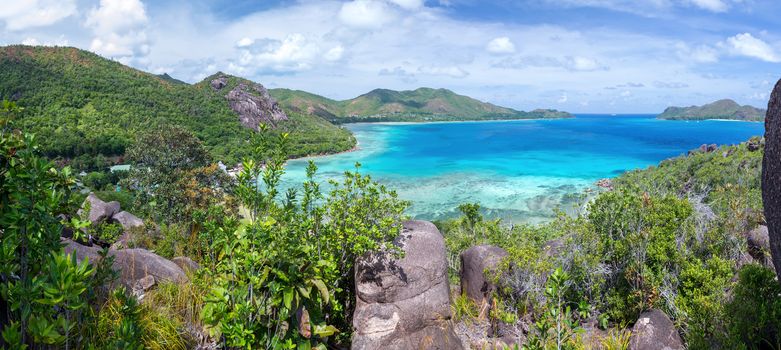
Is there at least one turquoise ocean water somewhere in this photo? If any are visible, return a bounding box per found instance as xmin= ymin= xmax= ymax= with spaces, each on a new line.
xmin=280 ymin=115 xmax=764 ymax=223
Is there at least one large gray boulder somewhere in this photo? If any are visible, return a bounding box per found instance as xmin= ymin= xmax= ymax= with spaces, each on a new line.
xmin=763 ymin=78 xmax=781 ymax=282
xmin=628 ymin=309 xmax=683 ymax=350
xmin=460 ymin=245 xmax=508 ymax=304
xmin=113 ymin=248 xmax=188 ymax=286
xmin=79 ymin=193 xmax=120 ymax=226
xmin=112 ymin=211 xmax=144 ymax=231
xmin=352 ymin=220 xmax=463 ymax=350
xmin=62 ymin=239 xmax=188 ymax=288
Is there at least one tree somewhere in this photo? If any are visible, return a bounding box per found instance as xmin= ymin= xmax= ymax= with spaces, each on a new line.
xmin=124 ymin=125 xmax=231 ymax=222
xmin=762 ymin=78 xmax=781 ymax=284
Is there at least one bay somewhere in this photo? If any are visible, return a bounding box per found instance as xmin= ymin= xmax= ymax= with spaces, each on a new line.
xmin=281 ymin=115 xmax=764 ymax=223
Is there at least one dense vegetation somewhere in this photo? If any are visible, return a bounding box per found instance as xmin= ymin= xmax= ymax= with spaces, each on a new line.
xmin=2 ymin=82 xmax=777 ymax=349
xmin=270 ymin=87 xmax=572 ymax=123
xmin=0 ymin=45 xmax=354 ymax=171
xmin=658 ymin=99 xmax=766 ymax=121
xmin=438 ymin=137 xmax=774 ymax=349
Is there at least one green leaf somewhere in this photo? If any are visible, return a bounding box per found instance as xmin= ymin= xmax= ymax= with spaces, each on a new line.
xmin=283 ymin=287 xmax=294 ymax=310
xmin=309 ymin=279 xmax=329 ymax=305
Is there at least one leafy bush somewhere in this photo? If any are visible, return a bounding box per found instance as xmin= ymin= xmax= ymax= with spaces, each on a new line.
xmin=199 ymin=132 xmax=408 ymax=348
xmin=724 ymin=264 xmax=781 ymax=349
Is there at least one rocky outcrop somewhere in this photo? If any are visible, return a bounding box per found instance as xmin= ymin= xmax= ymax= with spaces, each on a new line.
xmin=79 ymin=193 xmax=120 ymax=226
xmin=173 ymin=256 xmax=201 ymax=273
xmin=763 ymin=78 xmax=781 ymax=282
xmin=628 ymin=309 xmax=683 ymax=350
xmin=113 ymin=211 xmax=144 ymax=231
xmin=352 ymin=220 xmax=463 ymax=350
xmin=460 ymin=245 xmax=508 ymax=305
xmin=62 ymin=238 xmax=188 ymax=289
xmin=210 ymin=73 xmax=287 ymax=130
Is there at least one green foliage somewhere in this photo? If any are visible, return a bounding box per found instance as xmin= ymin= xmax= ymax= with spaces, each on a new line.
xmin=0 ymin=46 xmax=355 ymax=170
xmin=523 ymin=268 xmax=585 ymax=350
xmin=724 ymin=264 xmax=781 ymax=349
xmin=96 ymin=287 xmax=187 ymax=350
xmin=124 ymin=125 xmax=236 ymax=223
xmin=200 ymin=132 xmax=407 ymax=348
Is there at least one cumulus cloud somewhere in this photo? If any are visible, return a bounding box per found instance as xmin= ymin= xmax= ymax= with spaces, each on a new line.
xmin=338 ymin=0 xmax=396 ymax=29
xmin=232 ymin=34 xmax=347 ymax=73
xmin=21 ymin=35 xmax=68 ymax=46
xmin=236 ymin=37 xmax=254 ymax=47
xmin=85 ymin=0 xmax=149 ymax=62
xmin=0 ymin=0 xmax=77 ymax=31
xmin=723 ymin=33 xmax=780 ymax=63
xmin=487 ymin=37 xmax=516 ymax=54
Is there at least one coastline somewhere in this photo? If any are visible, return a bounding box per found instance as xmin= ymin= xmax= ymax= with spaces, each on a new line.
xmin=288 ymin=143 xmax=361 ymax=162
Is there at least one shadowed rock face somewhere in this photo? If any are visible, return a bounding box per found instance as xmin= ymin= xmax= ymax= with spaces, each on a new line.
xmin=762 ymin=78 xmax=781 ymax=282
xmin=352 ymin=220 xmax=463 ymax=350
xmin=460 ymin=245 xmax=508 ymax=305
xmin=628 ymin=309 xmax=683 ymax=350
xmin=211 ymin=74 xmax=287 ymax=130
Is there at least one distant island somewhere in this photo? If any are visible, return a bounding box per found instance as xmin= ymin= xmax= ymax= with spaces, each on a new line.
xmin=657 ymin=99 xmax=766 ymax=121
xmin=270 ymin=87 xmax=572 ymax=123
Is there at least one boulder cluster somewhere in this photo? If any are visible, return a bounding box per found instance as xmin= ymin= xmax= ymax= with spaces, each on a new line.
xmin=64 ymin=193 xmax=197 ymax=295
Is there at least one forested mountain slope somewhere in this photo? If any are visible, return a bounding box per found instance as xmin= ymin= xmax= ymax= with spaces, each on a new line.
xmin=0 ymin=45 xmax=354 ymax=169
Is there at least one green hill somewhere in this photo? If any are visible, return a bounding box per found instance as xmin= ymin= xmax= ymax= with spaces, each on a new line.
xmin=657 ymin=99 xmax=766 ymax=121
xmin=270 ymin=87 xmax=572 ymax=123
xmin=0 ymin=45 xmax=354 ymax=170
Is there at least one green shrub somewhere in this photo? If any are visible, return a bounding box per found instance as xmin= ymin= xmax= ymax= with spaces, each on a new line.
xmin=725 ymin=264 xmax=781 ymax=349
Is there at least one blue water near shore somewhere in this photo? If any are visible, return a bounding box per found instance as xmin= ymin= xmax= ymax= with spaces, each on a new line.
xmin=281 ymin=115 xmax=764 ymax=223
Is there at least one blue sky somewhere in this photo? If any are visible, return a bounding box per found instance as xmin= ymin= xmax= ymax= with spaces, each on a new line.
xmin=0 ymin=0 xmax=779 ymax=113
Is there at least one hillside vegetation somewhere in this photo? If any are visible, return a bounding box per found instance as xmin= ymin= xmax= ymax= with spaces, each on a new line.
xmin=271 ymin=87 xmax=572 ymax=123
xmin=658 ymin=99 xmax=766 ymax=121
xmin=0 ymin=45 xmax=354 ymax=170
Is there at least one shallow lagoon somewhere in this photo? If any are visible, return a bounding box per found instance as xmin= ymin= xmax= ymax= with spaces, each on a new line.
xmin=281 ymin=115 xmax=764 ymax=223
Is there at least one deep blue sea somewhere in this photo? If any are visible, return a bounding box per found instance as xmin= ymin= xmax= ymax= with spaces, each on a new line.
xmin=281 ymin=115 xmax=764 ymax=223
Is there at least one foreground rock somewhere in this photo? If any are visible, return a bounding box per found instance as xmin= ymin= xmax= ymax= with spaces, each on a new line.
xmin=763 ymin=78 xmax=781 ymax=281
xmin=628 ymin=309 xmax=683 ymax=350
xmin=352 ymin=220 xmax=463 ymax=350
xmin=63 ymin=238 xmax=188 ymax=288
xmin=460 ymin=245 xmax=508 ymax=305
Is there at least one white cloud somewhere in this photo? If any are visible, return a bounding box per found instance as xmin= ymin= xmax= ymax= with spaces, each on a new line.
xmin=557 ymin=93 xmax=568 ymax=103
xmin=85 ymin=0 xmax=149 ymax=61
xmin=235 ymin=34 xmax=324 ymax=73
xmin=0 ymin=0 xmax=77 ymax=31
xmin=567 ymin=56 xmax=605 ymax=71
xmin=486 ymin=37 xmax=516 ymax=54
xmin=687 ymin=0 xmax=728 ymax=12
xmin=21 ymin=35 xmax=68 ymax=46
xmin=338 ymin=0 xmax=396 ymax=29
xmin=236 ymin=37 xmax=254 ymax=47
xmin=724 ymin=33 xmax=780 ymax=63
xmin=324 ymin=45 xmax=345 ymax=61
